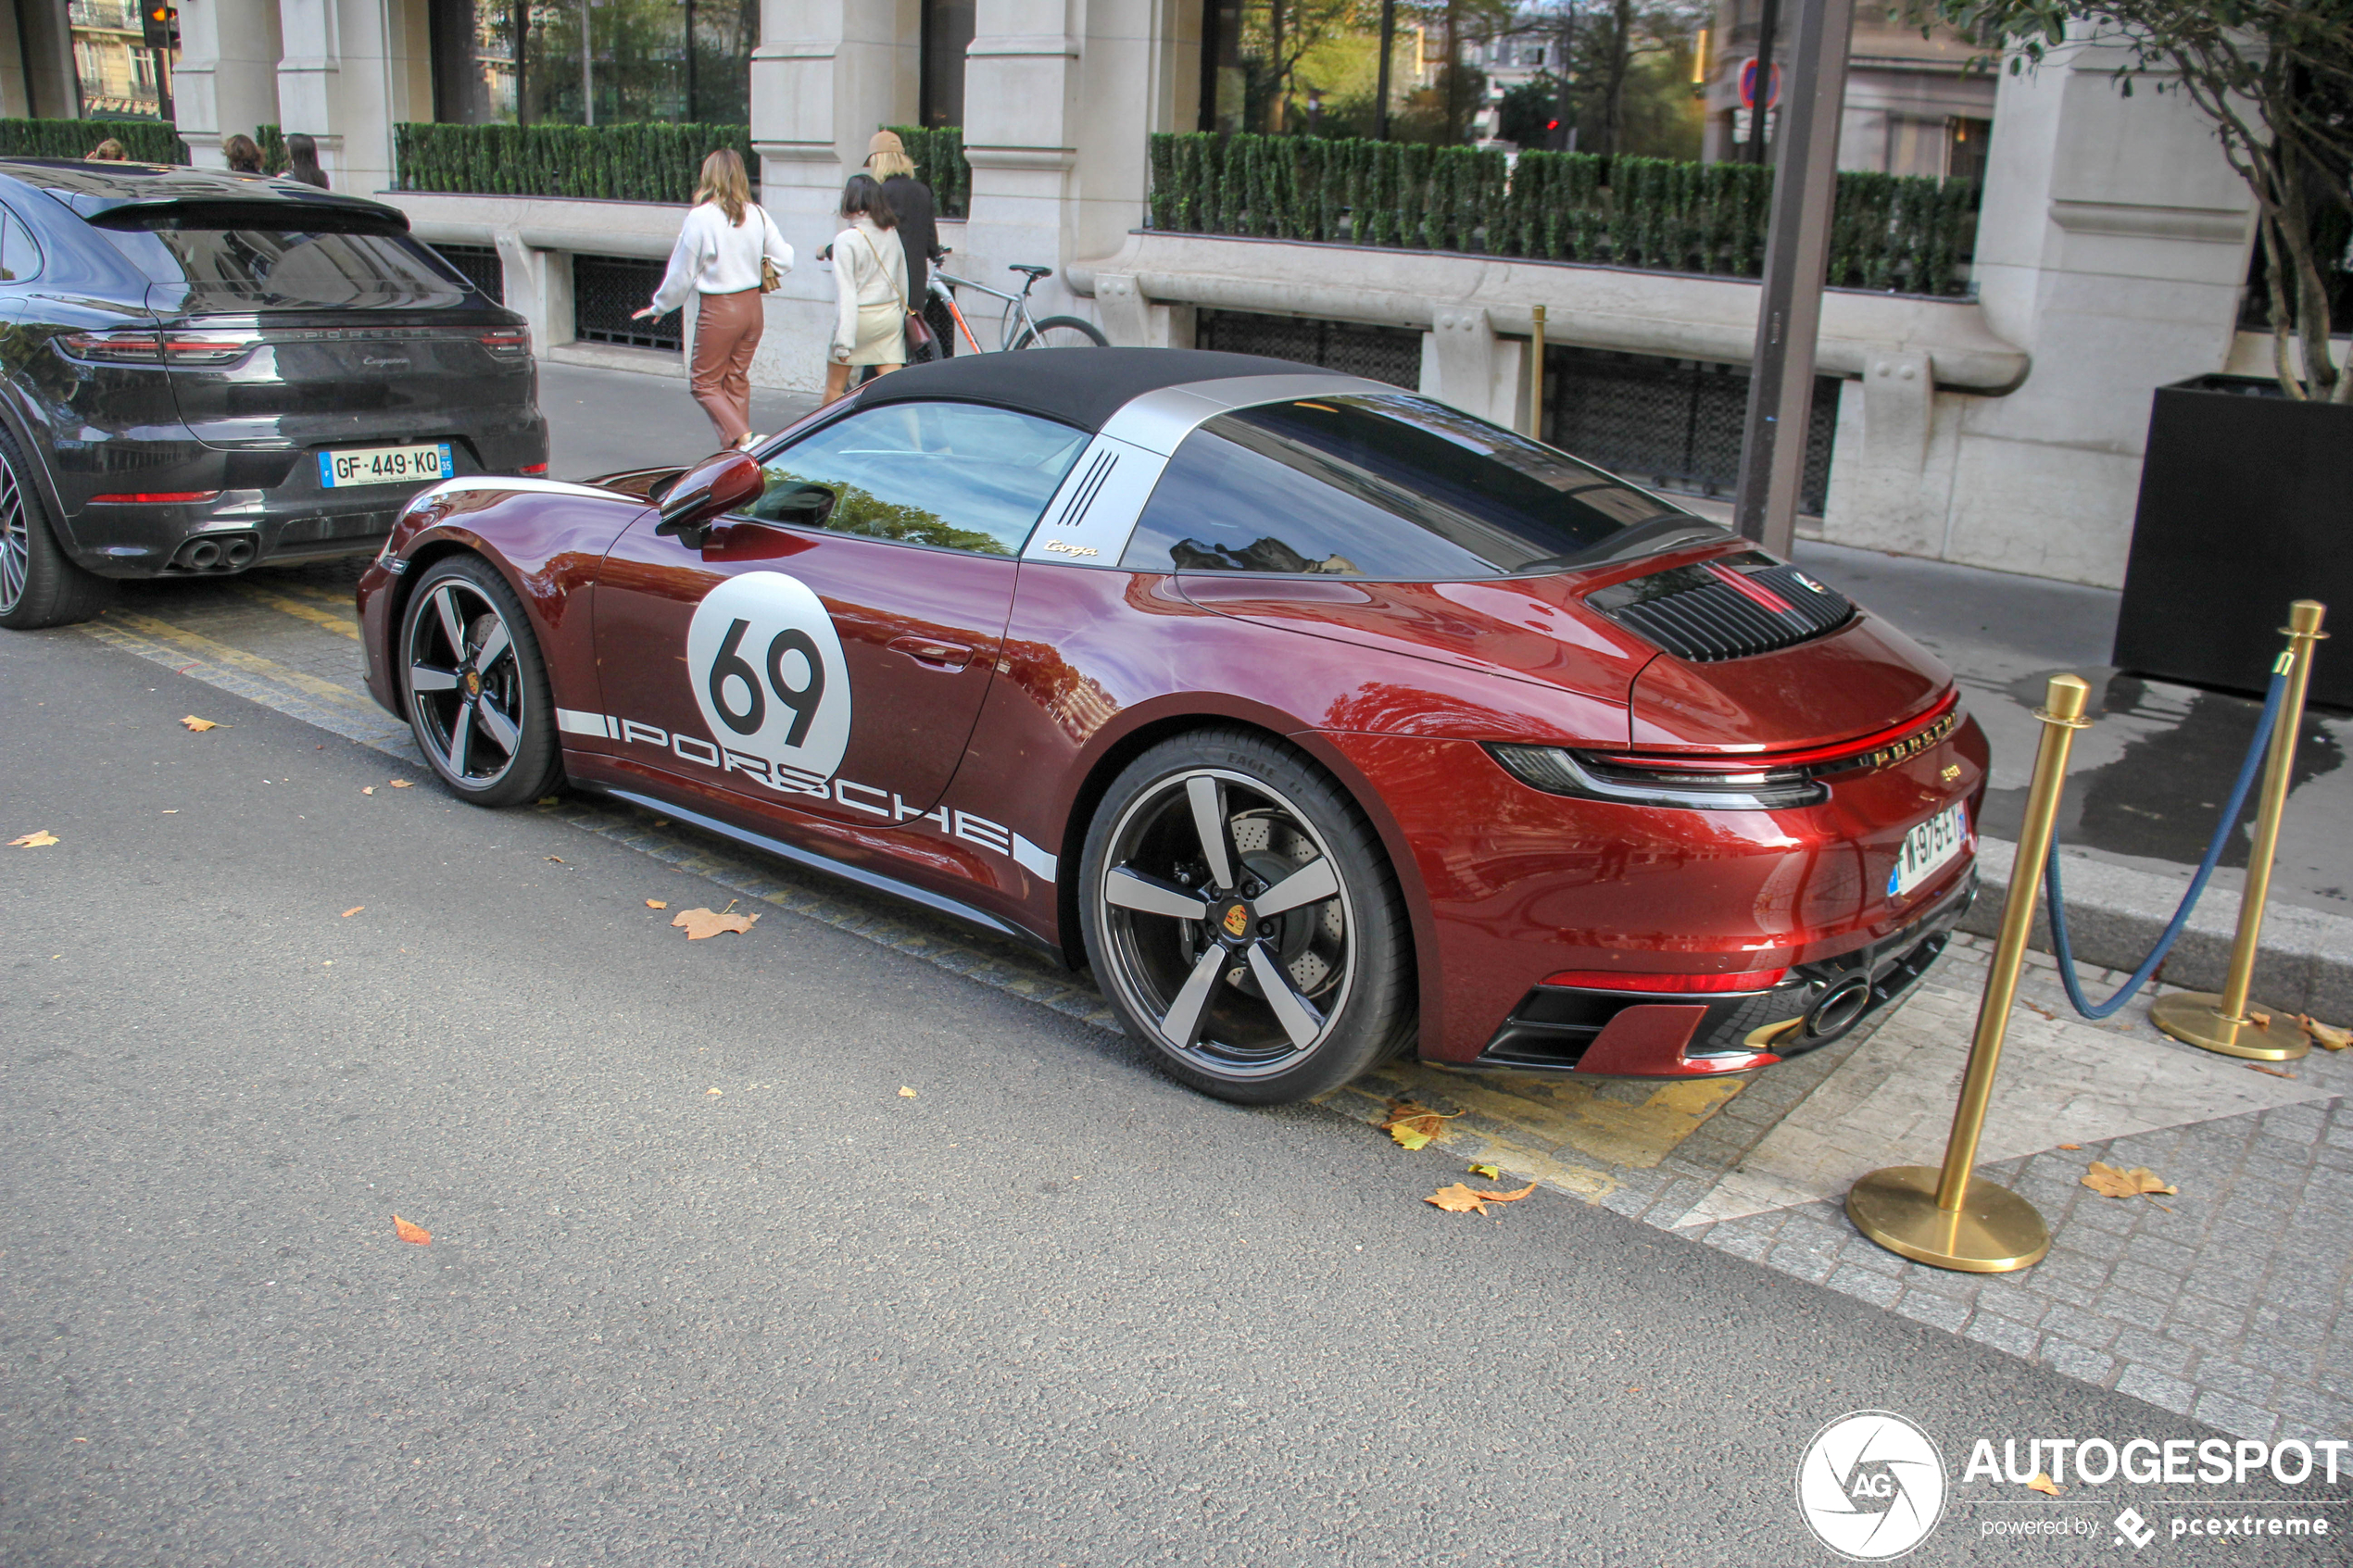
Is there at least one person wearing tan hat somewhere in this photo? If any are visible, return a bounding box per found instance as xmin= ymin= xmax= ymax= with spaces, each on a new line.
xmin=866 ymin=130 xmax=946 ymax=358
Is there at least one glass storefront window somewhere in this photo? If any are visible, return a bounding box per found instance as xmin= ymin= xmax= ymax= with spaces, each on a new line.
xmin=70 ymin=0 xmax=169 ymax=120
xmin=430 ymin=0 xmax=757 ymax=127
xmin=921 ymin=0 xmax=974 ymax=128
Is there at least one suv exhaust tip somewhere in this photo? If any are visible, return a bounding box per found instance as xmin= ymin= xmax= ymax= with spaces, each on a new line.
xmin=169 ymin=532 xmax=260 ymax=575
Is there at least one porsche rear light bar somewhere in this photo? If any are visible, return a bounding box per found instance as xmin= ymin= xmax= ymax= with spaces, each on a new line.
xmin=60 ymin=324 xmax=531 ymax=367
xmin=1541 ymin=967 xmax=1789 ymax=993
xmin=89 ymin=490 xmax=222 ymax=503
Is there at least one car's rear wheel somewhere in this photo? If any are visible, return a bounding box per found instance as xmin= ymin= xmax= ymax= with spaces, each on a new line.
xmin=1079 ymin=729 xmax=1415 ymax=1104
xmin=399 ymin=556 xmax=561 ymax=807
xmin=0 ymin=430 xmax=115 ymax=631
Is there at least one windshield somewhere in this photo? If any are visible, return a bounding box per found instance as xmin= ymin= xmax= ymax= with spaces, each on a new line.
xmin=98 ymin=224 xmax=472 ymax=309
xmin=1121 ymin=394 xmax=1730 ymax=579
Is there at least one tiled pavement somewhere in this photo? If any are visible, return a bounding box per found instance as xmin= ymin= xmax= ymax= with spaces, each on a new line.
xmin=69 ymin=576 xmax=2353 ymax=1450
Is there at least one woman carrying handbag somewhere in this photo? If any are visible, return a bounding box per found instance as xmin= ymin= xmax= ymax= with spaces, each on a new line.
xmin=823 ymin=175 xmax=917 ymax=404
xmin=635 ymin=148 xmax=794 ymax=448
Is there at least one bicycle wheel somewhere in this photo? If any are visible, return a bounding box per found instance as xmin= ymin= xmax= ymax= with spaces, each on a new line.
xmin=1012 ymin=315 xmax=1109 ymax=349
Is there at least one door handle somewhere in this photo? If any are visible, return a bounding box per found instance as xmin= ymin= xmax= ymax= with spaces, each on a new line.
xmin=887 ymin=635 xmax=974 ymax=671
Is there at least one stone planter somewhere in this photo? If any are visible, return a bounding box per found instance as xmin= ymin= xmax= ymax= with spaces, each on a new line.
xmin=2114 ymin=376 xmax=2353 ymax=710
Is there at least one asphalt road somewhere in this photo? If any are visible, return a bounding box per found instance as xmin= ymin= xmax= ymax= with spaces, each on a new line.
xmin=3 ymin=618 xmax=2342 ymax=1564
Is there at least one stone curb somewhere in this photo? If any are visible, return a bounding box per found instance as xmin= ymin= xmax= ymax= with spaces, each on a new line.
xmin=1965 ymin=835 xmax=2353 ymax=1020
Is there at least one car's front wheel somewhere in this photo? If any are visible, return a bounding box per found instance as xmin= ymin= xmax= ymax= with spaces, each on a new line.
xmin=398 ymin=556 xmax=562 ymax=807
xmin=1079 ymin=729 xmax=1415 ymax=1104
xmin=0 ymin=430 xmax=115 ymax=631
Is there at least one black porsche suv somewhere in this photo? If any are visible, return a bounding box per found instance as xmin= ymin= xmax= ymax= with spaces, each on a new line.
xmin=0 ymin=159 xmax=547 ymax=630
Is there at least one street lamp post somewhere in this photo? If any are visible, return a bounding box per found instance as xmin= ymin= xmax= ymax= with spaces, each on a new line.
xmin=1730 ymin=0 xmax=1855 ymax=556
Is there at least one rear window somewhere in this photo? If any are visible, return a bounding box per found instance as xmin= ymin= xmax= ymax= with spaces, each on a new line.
xmin=96 ymin=224 xmax=470 ymax=307
xmin=1120 ymin=394 xmax=1730 ymax=580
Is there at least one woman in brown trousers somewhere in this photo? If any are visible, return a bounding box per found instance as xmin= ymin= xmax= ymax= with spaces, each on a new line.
xmin=635 ymin=149 xmax=795 ymax=448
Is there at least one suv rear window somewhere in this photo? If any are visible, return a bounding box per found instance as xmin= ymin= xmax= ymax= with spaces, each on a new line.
xmin=97 ymin=224 xmax=470 ymax=307
xmin=1120 ymin=395 xmax=1730 ymax=580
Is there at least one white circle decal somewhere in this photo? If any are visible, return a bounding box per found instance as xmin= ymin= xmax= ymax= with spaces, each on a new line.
xmin=685 ymin=571 xmax=851 ymax=787
xmin=1795 ymin=1411 xmax=1946 ymax=1561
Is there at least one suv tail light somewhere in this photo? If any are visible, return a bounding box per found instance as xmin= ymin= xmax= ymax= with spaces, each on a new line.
xmin=479 ymin=328 xmax=531 ymax=359
xmin=60 ymin=329 xmax=262 ymax=367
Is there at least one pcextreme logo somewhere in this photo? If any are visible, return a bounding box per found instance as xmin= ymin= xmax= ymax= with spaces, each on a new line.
xmin=1797 ymin=1411 xmax=1948 ymax=1561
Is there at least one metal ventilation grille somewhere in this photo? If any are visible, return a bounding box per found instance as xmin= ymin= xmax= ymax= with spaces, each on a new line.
xmin=1587 ymin=552 xmax=1855 ymax=661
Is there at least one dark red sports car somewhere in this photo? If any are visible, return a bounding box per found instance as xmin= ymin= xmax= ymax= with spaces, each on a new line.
xmin=356 ymin=350 xmax=1984 ymax=1104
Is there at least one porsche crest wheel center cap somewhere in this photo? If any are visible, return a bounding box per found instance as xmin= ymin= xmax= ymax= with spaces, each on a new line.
xmin=1217 ymin=901 xmax=1253 ymax=943
xmin=463 ymin=671 xmax=482 ymax=697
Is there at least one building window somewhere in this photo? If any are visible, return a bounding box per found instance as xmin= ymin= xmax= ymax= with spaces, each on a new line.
xmin=1945 ymin=117 xmax=1991 ymax=185
xmin=433 ymin=0 xmax=758 ymax=127
xmin=921 ymin=0 xmax=973 ymax=128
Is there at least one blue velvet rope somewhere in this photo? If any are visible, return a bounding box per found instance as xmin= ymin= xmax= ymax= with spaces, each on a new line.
xmin=2043 ymin=667 xmax=2288 ymax=1020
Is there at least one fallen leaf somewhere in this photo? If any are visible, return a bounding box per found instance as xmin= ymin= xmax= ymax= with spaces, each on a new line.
xmin=341 ymin=906 xmax=364 ymax=919
xmin=2057 ymin=1144 xmax=2080 ymax=1150
xmin=160 ymin=809 xmax=177 ymax=813
xmin=2027 ymin=1473 xmax=2063 ymax=1497
xmin=1468 ymin=1162 xmax=1501 ymax=1179
xmin=1425 ymin=1181 xmax=1540 ymax=1216
xmin=536 ymin=796 xmax=560 ymax=806
xmin=899 ymin=1085 xmax=918 ymax=1098
xmin=388 ymin=779 xmax=412 ymax=788
xmin=646 ymin=899 xmax=669 ymax=909
xmin=672 ymin=907 xmax=758 ymax=940
xmin=2248 ymin=1064 xmax=2296 ymax=1079
xmin=2021 ymin=1000 xmax=2058 ymax=1022
xmin=707 ymin=1087 xmax=723 ymax=1096
xmin=2248 ymin=1009 xmax=2273 ymax=1030
xmin=392 ymin=1215 xmax=432 ymax=1245
xmin=2081 ymin=1160 xmax=2177 ymax=1199
xmin=180 ymin=715 xmax=217 ymax=732
xmin=1379 ymin=1098 xmax=1465 ymax=1151
xmin=2295 ymin=1014 xmax=2349 ymax=1051
xmin=547 ymin=856 xmax=565 ymax=864
xmin=8 ymin=830 xmax=58 ymax=848
xmin=361 ymin=786 xmax=376 ymax=796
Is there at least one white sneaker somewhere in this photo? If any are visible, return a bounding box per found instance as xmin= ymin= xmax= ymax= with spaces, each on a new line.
xmin=735 ymin=432 xmax=766 ymax=451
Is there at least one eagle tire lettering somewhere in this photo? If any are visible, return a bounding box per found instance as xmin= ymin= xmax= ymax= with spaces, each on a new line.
xmin=687 ymin=571 xmax=850 ymax=785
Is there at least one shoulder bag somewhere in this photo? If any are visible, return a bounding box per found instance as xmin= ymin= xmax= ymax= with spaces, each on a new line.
xmin=860 ymin=228 xmax=938 ymax=362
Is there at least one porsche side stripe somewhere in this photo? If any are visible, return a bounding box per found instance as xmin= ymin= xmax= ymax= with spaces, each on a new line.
xmin=557 ymin=707 xmax=616 ymax=738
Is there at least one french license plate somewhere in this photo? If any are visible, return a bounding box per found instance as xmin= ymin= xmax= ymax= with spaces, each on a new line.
xmin=319 ymin=442 xmax=453 ymax=488
xmin=1888 ymin=802 xmax=1969 ymax=899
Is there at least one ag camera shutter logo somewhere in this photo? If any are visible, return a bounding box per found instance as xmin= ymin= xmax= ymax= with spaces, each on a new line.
xmin=1796 ymin=1411 xmax=1947 ymax=1560
xmin=686 ymin=571 xmax=852 ymax=787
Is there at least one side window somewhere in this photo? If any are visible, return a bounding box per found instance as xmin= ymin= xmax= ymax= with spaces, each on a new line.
xmin=0 ymin=207 xmax=40 ymax=283
xmin=743 ymin=400 xmax=1088 ymax=557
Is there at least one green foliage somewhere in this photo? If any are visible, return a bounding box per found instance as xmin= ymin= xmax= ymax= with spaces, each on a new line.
xmin=0 ymin=118 xmax=188 ymax=164
xmin=393 ymin=122 xmax=759 ymax=203
xmin=884 ymin=126 xmax=970 ymax=219
xmin=1144 ymin=132 xmax=1981 ymax=295
xmin=254 ymin=123 xmax=289 ymax=175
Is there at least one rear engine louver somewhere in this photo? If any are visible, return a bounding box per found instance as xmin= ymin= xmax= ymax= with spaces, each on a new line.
xmin=1585 ymin=551 xmax=1855 ymax=662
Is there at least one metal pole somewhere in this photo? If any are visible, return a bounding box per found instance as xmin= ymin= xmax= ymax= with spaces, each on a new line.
xmin=683 ymin=0 xmax=695 ymax=121
xmin=153 ymin=46 xmax=173 ymax=124
xmin=1743 ymin=0 xmax=1779 ymax=165
xmin=1376 ymin=0 xmax=1396 ymax=141
xmin=2150 ymin=599 xmax=2330 ymax=1061
xmin=1529 ymin=304 xmax=1546 ymax=438
xmin=1847 ymin=672 xmax=2088 ymax=1273
xmin=581 ymin=0 xmax=595 ymax=126
xmin=1730 ymin=0 xmax=1852 ymax=555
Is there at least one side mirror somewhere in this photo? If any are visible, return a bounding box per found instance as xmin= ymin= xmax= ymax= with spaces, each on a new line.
xmin=655 ymin=450 xmax=765 ymax=548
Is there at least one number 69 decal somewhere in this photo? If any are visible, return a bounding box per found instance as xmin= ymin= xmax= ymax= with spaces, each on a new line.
xmin=686 ymin=571 xmax=852 ymax=784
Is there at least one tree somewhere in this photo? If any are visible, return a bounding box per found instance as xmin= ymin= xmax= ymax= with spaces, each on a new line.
xmin=1919 ymin=1 xmax=2353 ymax=401
xmin=1500 ymin=70 xmax=1571 ymax=144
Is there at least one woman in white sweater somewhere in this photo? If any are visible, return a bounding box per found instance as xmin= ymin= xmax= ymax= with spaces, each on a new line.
xmin=635 ymin=149 xmax=794 ymax=448
xmin=822 ymin=175 xmax=909 ymax=406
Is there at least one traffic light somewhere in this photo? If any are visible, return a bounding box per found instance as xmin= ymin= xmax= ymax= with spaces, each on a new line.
xmin=142 ymin=4 xmax=179 ymax=52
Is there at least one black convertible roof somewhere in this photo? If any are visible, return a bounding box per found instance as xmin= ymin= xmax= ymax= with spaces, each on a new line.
xmin=852 ymin=347 xmax=1337 ymax=433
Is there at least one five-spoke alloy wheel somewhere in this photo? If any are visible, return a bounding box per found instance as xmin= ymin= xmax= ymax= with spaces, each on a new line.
xmin=399 ymin=556 xmax=562 ymax=807
xmin=0 ymin=428 xmax=115 ymax=631
xmin=1080 ymin=730 xmax=1414 ymax=1103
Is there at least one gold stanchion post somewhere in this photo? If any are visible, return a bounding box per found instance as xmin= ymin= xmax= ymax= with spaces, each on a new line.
xmin=2150 ymin=600 xmax=2329 ymax=1061
xmin=1529 ymin=305 xmax=1546 ymax=439
xmin=1847 ymin=673 xmax=2094 ymax=1272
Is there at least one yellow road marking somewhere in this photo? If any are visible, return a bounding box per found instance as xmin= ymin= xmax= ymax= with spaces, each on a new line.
xmin=1347 ymin=1061 xmax=1743 ymax=1174
xmin=98 ymin=608 xmax=381 ymax=713
xmin=231 ymin=583 xmax=361 ymax=640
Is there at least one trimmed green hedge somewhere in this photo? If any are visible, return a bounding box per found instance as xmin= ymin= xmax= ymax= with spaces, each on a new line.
xmin=1146 ymin=132 xmax=1980 ymax=298
xmin=394 ymin=123 xmax=759 ymax=203
xmin=255 ymin=123 xmax=289 ymax=175
xmin=0 ymin=117 xmax=188 ymax=164
xmin=884 ymin=126 xmax=970 ymax=219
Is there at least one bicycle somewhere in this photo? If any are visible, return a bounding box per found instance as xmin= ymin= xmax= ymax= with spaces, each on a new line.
xmin=927 ymin=255 xmax=1108 ymax=352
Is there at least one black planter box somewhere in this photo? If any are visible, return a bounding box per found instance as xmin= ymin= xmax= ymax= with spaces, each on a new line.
xmin=2115 ymin=376 xmax=2353 ymax=711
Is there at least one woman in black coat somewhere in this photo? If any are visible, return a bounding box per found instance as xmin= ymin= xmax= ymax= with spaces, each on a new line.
xmin=864 ymin=131 xmax=950 ymax=357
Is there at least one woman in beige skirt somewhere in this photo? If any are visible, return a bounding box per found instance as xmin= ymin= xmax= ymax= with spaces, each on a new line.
xmin=822 ymin=175 xmax=908 ymax=406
